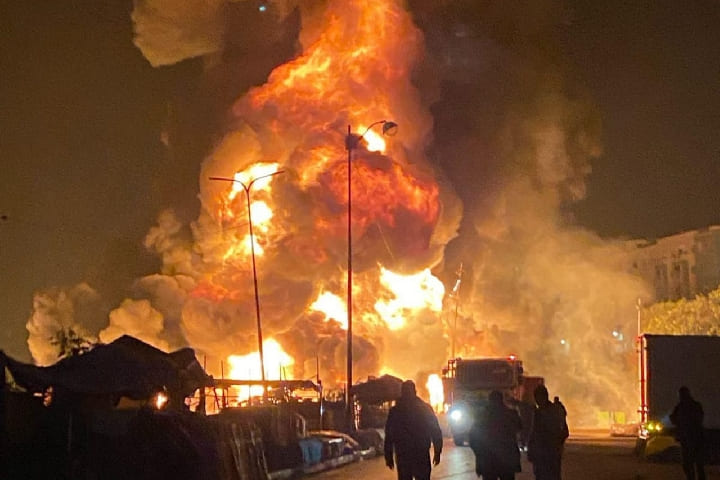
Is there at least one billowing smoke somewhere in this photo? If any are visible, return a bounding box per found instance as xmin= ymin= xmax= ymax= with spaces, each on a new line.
xmin=100 ymin=299 xmax=169 ymax=352
xmin=25 ymin=0 xmax=652 ymax=426
xmin=26 ymin=283 xmax=103 ymax=366
xmin=69 ymin=0 xmax=457 ymax=385
xmin=184 ymin=0 xmax=457 ymax=381
xmin=411 ymin=1 xmax=652 ymax=425
xmin=131 ymin=0 xmax=225 ymax=67
xmin=132 ymin=0 xmax=300 ymax=66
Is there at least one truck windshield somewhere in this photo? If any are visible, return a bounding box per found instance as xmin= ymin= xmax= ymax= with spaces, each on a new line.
xmin=456 ymin=360 xmax=516 ymax=389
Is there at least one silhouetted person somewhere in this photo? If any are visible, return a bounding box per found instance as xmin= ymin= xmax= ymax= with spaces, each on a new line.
xmin=527 ymin=385 xmax=568 ymax=480
xmin=670 ymin=386 xmax=706 ymax=480
xmin=384 ymin=380 xmax=443 ymax=480
xmin=517 ymin=399 xmax=534 ymax=451
xmin=468 ymin=390 xmax=522 ymax=480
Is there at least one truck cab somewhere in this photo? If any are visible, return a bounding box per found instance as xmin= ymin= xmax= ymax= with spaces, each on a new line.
xmin=442 ymin=357 xmax=524 ymax=445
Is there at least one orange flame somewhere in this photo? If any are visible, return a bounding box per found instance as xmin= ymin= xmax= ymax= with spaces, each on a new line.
xmin=426 ymin=374 xmax=444 ymax=413
xmin=375 ymin=267 xmax=445 ymax=330
xmin=310 ymin=291 xmax=348 ymax=328
xmin=225 ymin=339 xmax=295 ymax=404
xmin=216 ymin=162 xmax=281 ymax=261
xmin=228 ymin=338 xmax=294 ymax=380
xmin=186 ymin=0 xmax=448 ymax=390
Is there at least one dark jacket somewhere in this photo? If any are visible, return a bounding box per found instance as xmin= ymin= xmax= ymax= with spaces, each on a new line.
xmin=384 ymin=395 xmax=443 ymax=461
xmin=528 ymin=401 xmax=569 ymax=463
xmin=469 ymin=402 xmax=522 ymax=474
xmin=670 ymin=397 xmax=704 ymax=445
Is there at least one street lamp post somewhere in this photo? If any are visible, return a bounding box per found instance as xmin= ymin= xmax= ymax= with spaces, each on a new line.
xmin=344 ymin=120 xmax=397 ymax=430
xmin=451 ymin=263 xmax=464 ymax=359
xmin=209 ymin=170 xmax=284 ymax=399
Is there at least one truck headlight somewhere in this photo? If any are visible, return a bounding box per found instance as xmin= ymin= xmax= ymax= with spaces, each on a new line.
xmin=449 ymin=409 xmax=463 ymax=422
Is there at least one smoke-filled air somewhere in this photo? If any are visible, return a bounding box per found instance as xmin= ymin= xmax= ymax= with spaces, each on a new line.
xmin=25 ymin=0 xmax=651 ymax=426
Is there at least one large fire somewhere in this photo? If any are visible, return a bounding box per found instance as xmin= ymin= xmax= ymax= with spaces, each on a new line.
xmin=22 ymin=0 xmax=657 ymax=427
xmin=187 ymin=0 xmax=453 ymax=396
xmin=225 ymin=339 xmax=294 ymax=403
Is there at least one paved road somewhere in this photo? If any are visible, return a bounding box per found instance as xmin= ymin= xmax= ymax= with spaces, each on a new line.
xmin=312 ymin=431 xmax=720 ymax=480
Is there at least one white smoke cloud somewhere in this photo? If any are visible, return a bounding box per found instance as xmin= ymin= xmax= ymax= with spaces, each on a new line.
xmin=454 ymin=84 xmax=650 ymax=425
xmin=134 ymin=273 xmax=196 ymax=347
xmin=131 ymin=0 xmax=225 ymax=67
xmin=100 ymin=298 xmax=169 ymax=352
xmin=26 ymin=283 xmax=102 ymax=366
xmin=132 ymin=0 xmax=301 ymax=67
xmin=144 ymin=209 xmax=195 ymax=276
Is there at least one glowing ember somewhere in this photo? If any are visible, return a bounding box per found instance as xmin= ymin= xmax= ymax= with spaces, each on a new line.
xmin=154 ymin=391 xmax=168 ymax=410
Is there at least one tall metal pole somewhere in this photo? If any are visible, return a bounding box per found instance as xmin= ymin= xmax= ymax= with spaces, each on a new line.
xmin=636 ymin=297 xmax=645 ymax=423
xmin=451 ymin=263 xmax=464 ymax=359
xmin=245 ymin=184 xmax=266 ymax=391
xmin=209 ymin=171 xmax=284 ymax=402
xmin=346 ymin=124 xmax=354 ymax=430
xmin=344 ymin=120 xmax=396 ymax=431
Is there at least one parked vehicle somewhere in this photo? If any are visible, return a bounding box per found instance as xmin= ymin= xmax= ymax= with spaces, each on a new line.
xmin=636 ymin=334 xmax=720 ymax=461
xmin=441 ymin=356 xmax=526 ymax=445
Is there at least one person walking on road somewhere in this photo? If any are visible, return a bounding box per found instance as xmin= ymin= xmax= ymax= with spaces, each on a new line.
xmin=384 ymin=380 xmax=443 ymax=480
xmin=527 ymin=385 xmax=569 ymax=480
xmin=468 ymin=390 xmax=522 ymax=480
xmin=670 ymin=386 xmax=706 ymax=480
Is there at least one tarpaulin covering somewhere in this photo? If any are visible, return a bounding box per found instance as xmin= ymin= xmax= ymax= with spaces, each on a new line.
xmin=0 ymin=335 xmax=213 ymax=399
xmin=351 ymin=374 xmax=403 ymax=404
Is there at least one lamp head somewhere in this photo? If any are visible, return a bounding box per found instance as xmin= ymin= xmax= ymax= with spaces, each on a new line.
xmin=382 ymin=121 xmax=398 ymax=136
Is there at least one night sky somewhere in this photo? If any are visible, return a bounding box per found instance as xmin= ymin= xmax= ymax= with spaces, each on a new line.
xmin=1 ymin=0 xmax=719 ymax=360
xmin=568 ymin=1 xmax=720 ymax=238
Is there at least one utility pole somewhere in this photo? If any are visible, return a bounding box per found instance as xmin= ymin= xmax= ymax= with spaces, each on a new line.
xmin=451 ymin=263 xmax=464 ymax=359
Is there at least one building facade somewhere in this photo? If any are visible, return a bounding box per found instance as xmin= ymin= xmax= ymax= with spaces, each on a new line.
xmin=627 ymin=226 xmax=720 ymax=302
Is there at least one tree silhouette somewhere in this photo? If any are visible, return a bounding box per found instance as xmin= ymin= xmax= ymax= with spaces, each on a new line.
xmin=49 ymin=327 xmax=96 ymax=360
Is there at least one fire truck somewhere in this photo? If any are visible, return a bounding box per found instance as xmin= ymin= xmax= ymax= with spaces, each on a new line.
xmin=442 ymin=356 xmax=531 ymax=445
